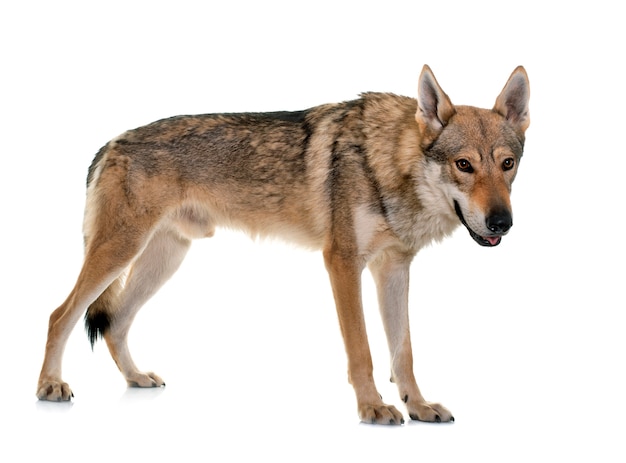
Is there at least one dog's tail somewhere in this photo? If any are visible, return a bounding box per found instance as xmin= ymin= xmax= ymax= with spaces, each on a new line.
xmin=84 ymin=275 xmax=124 ymax=348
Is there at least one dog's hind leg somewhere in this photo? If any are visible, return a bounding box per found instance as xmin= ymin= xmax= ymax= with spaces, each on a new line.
xmin=37 ymin=230 xmax=151 ymax=401
xmin=368 ymin=250 xmax=454 ymax=423
xmin=89 ymin=227 xmax=191 ymax=388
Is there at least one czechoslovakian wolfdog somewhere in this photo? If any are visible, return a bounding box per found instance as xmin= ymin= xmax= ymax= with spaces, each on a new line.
xmin=37 ymin=65 xmax=530 ymax=425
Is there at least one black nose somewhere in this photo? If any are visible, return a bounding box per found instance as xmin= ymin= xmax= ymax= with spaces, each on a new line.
xmin=486 ymin=212 xmax=512 ymax=234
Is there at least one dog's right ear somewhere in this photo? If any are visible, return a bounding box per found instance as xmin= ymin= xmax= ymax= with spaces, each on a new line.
xmin=416 ymin=65 xmax=456 ymax=141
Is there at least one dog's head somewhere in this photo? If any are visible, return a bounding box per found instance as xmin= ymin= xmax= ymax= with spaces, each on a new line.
xmin=415 ymin=65 xmax=530 ymax=247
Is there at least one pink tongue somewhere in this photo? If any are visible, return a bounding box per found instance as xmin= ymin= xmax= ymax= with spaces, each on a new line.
xmin=485 ymin=236 xmax=501 ymax=246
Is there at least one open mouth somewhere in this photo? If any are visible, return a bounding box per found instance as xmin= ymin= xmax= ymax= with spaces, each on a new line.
xmin=454 ymin=201 xmax=502 ymax=247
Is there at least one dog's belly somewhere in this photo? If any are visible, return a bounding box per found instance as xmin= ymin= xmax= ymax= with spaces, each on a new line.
xmin=166 ymin=198 xmax=330 ymax=249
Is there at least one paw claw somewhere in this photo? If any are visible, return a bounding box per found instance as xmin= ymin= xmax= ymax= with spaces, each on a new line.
xmin=359 ymin=403 xmax=405 ymax=425
xmin=407 ymin=401 xmax=454 ymax=423
xmin=126 ymin=371 xmax=165 ymax=388
xmin=37 ymin=379 xmax=74 ymax=402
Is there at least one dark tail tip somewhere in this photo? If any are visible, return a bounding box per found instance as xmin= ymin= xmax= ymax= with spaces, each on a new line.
xmin=85 ymin=310 xmax=111 ymax=349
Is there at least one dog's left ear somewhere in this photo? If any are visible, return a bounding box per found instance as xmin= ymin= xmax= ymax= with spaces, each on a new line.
xmin=494 ymin=66 xmax=530 ymax=134
xmin=416 ymin=65 xmax=456 ymax=142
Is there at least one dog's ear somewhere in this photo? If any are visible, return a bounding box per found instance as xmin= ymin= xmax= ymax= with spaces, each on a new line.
xmin=494 ymin=66 xmax=530 ymax=134
xmin=416 ymin=65 xmax=456 ymax=140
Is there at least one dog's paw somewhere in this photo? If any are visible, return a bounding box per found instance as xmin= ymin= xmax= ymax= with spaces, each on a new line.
xmin=126 ymin=371 xmax=165 ymax=388
xmin=406 ymin=400 xmax=454 ymax=423
xmin=37 ymin=379 xmax=74 ymax=401
xmin=359 ymin=403 xmax=405 ymax=425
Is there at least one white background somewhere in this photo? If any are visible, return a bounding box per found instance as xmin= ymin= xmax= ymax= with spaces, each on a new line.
xmin=2 ymin=1 xmax=624 ymax=461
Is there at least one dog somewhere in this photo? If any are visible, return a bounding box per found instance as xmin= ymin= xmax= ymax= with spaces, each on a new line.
xmin=37 ymin=65 xmax=530 ymax=425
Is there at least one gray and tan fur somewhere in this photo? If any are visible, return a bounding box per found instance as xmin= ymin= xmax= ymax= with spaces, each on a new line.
xmin=37 ymin=65 xmax=530 ymax=425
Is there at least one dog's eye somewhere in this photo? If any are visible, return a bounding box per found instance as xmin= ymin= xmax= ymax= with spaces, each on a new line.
xmin=502 ymin=158 xmax=515 ymax=171
xmin=455 ymin=159 xmax=473 ymax=173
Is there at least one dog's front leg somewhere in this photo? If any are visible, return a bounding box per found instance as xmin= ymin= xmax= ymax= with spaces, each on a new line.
xmin=368 ymin=251 xmax=454 ymax=423
xmin=324 ymin=246 xmax=404 ymax=425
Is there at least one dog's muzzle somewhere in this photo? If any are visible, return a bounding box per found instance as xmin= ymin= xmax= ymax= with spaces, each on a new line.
xmin=454 ymin=200 xmax=511 ymax=247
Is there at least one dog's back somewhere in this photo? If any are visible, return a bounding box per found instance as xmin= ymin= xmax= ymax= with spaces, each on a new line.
xmin=83 ymin=94 xmax=421 ymax=248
